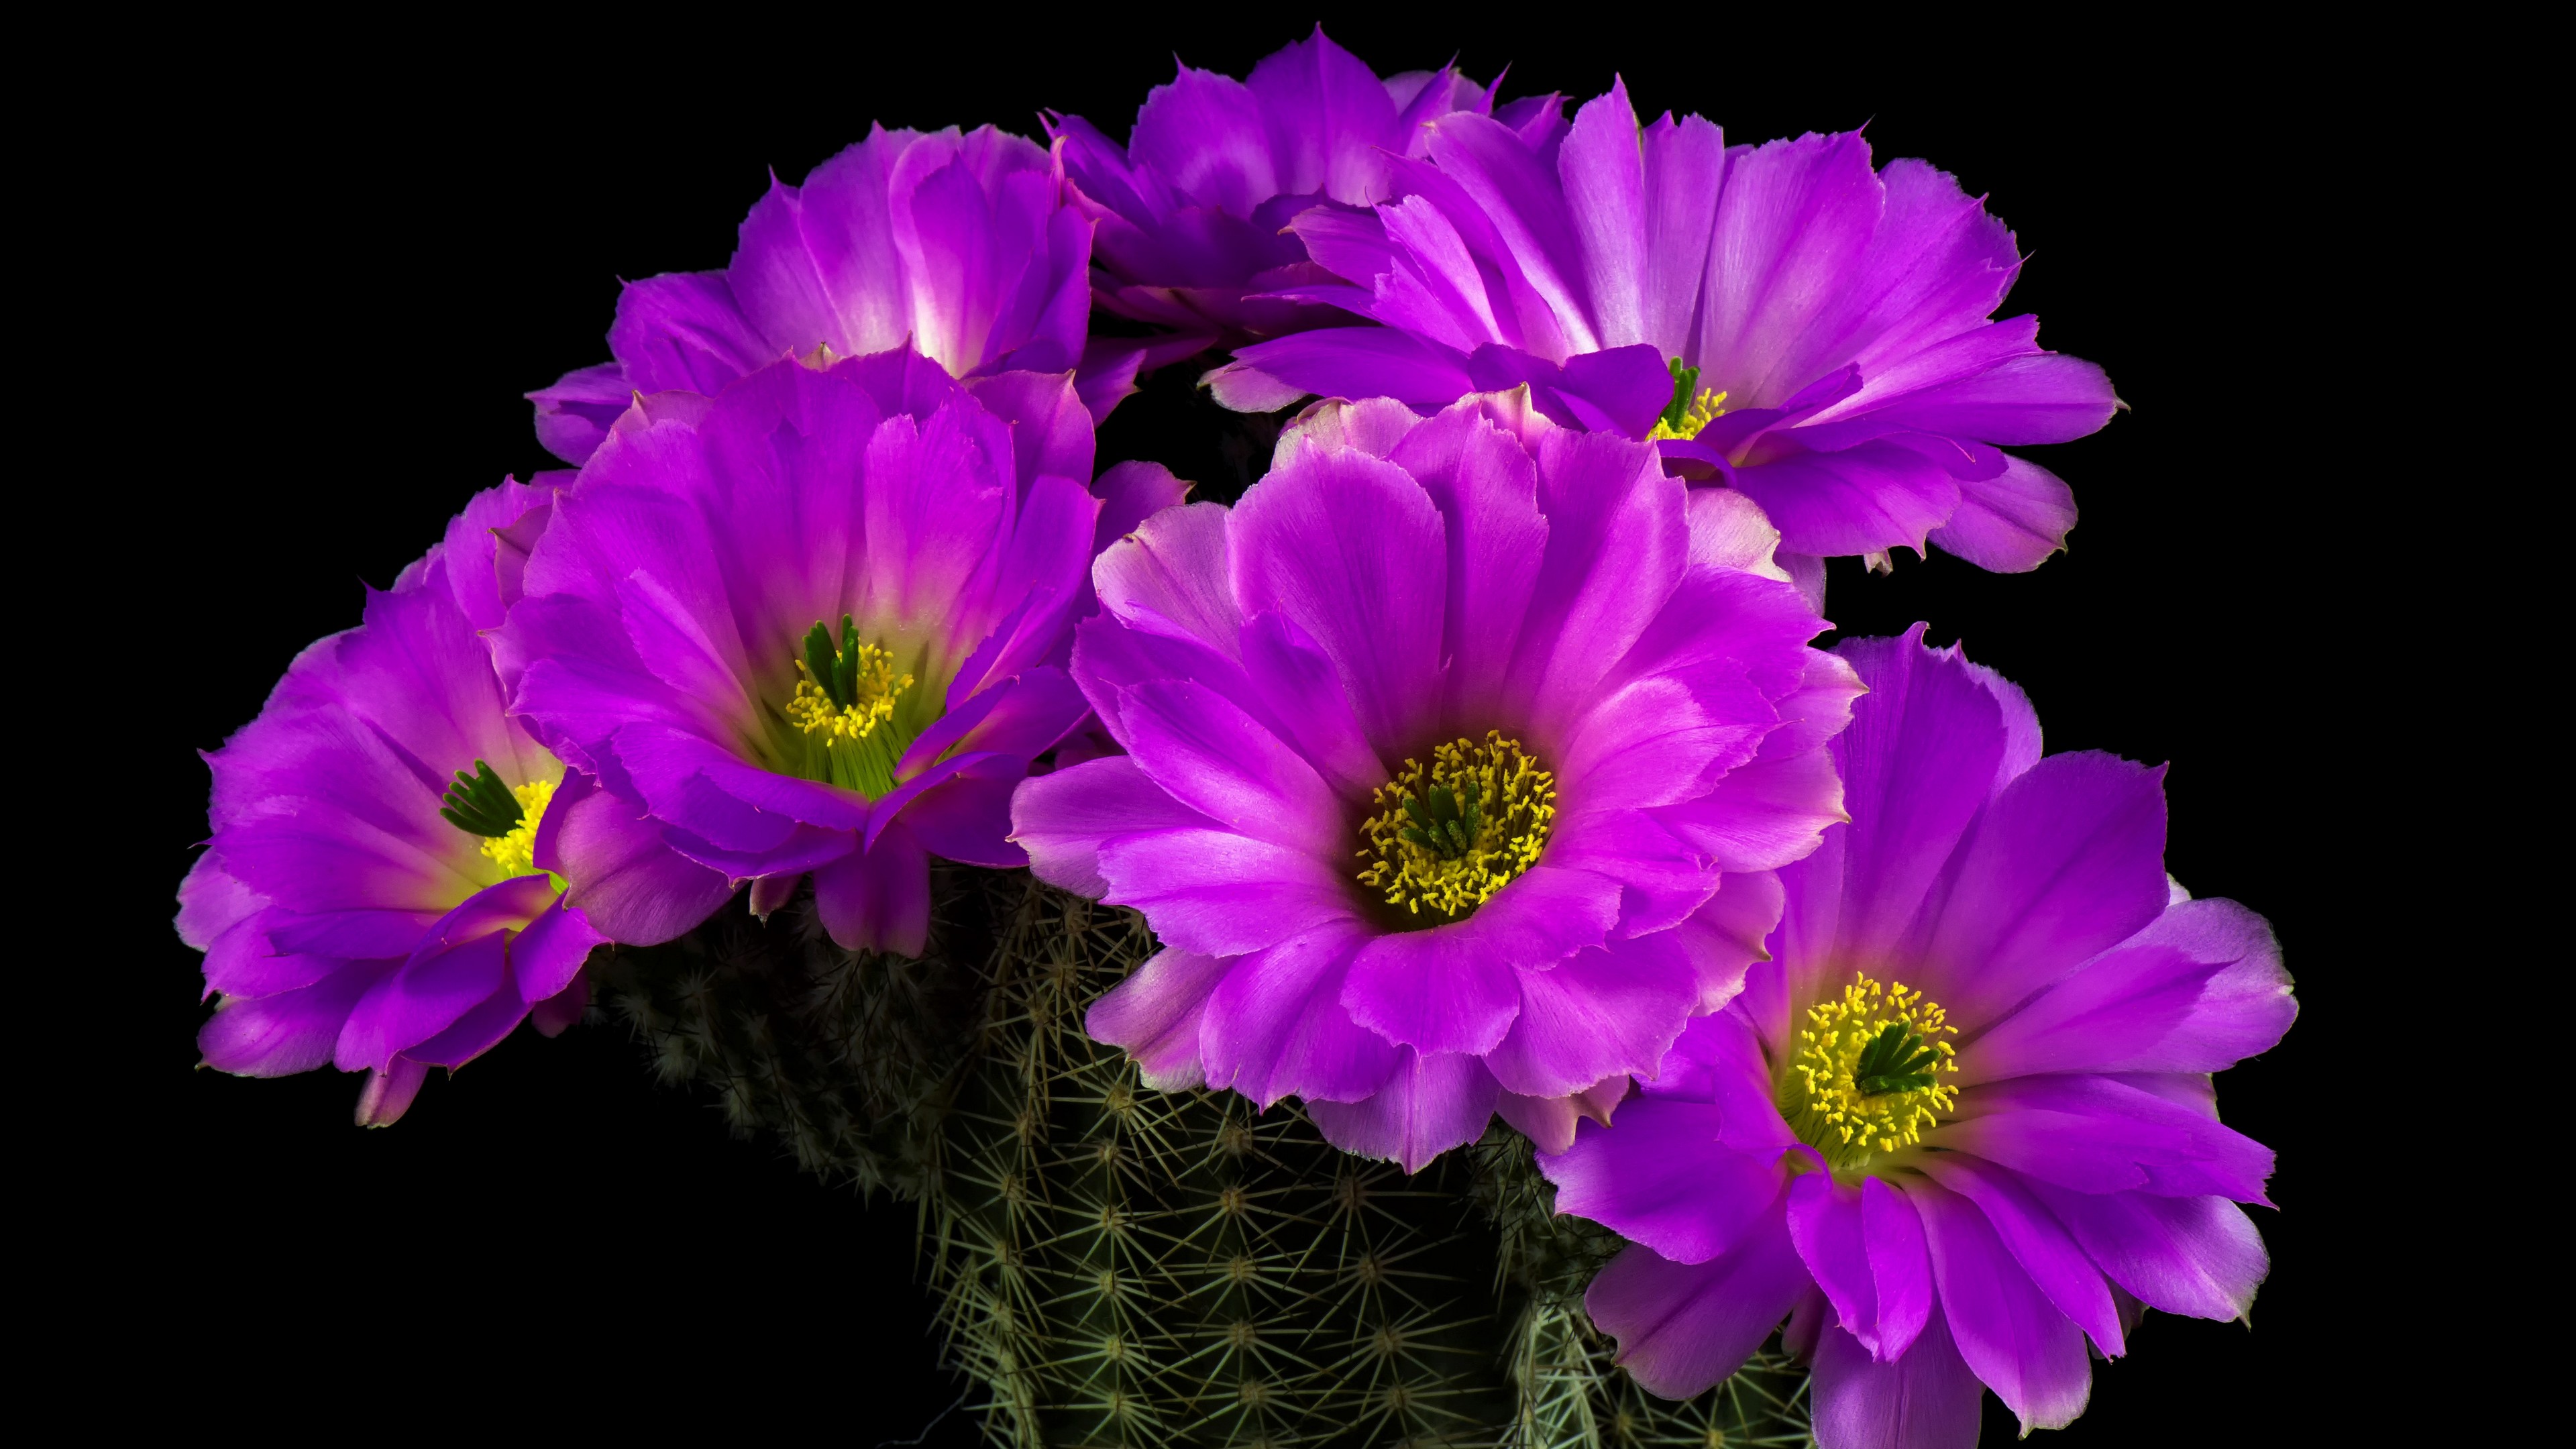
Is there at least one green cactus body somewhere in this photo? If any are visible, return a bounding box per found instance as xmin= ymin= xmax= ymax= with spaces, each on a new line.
xmin=609 ymin=868 xmax=1811 ymax=1448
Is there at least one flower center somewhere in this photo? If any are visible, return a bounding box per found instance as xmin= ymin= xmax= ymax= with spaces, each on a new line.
xmin=440 ymin=761 xmax=557 ymax=881
xmin=782 ymin=613 xmax=917 ymax=797
xmin=1354 ymin=731 xmax=1556 ymax=924
xmin=1645 ymin=357 xmax=1728 ymax=442
xmin=1780 ymin=973 xmax=1960 ymax=1173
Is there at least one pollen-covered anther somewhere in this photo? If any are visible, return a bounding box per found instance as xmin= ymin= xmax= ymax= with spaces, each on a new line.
xmin=1645 ymin=356 xmax=1729 ymax=442
xmin=478 ymin=778 xmax=555 ymax=877
xmin=1782 ymin=973 xmax=1960 ymax=1171
xmin=1354 ymin=731 xmax=1556 ymax=920
xmin=439 ymin=759 xmax=558 ymax=882
xmin=784 ymin=612 xmax=912 ymax=745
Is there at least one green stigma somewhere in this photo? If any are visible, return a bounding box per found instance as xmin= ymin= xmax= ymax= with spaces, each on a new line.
xmin=1401 ymin=779 xmax=1484 ymax=859
xmin=439 ymin=759 xmax=525 ymax=838
xmin=1355 ymin=733 xmax=1558 ymax=923
xmin=1849 ymin=1020 xmax=1945 ymax=1097
xmin=1646 ymin=356 xmax=1729 ymax=442
xmin=802 ymin=615 xmax=868 ymax=711
xmin=780 ymin=614 xmax=918 ymax=798
xmin=1658 ymin=358 xmax=1702 ymax=435
xmin=441 ymin=761 xmax=561 ymax=882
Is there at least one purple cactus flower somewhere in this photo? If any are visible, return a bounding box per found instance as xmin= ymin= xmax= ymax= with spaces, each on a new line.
xmin=530 ymin=123 xmax=1136 ymax=465
xmin=504 ymin=352 xmax=1176 ymax=956
xmin=1046 ymin=27 xmax=1515 ymax=358
xmin=179 ymin=481 xmax=732 ymax=1126
xmin=1207 ymin=80 xmax=2118 ymax=582
xmin=1539 ymin=627 xmax=2293 ymax=1446
xmin=1012 ymin=388 xmax=1858 ymax=1171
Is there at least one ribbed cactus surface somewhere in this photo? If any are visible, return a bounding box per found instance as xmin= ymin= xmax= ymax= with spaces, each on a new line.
xmin=608 ymin=867 xmax=1809 ymax=1448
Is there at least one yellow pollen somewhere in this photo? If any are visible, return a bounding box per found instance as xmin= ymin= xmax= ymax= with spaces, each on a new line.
xmin=1354 ymin=731 xmax=1556 ymax=922
xmin=1782 ymin=973 xmax=1960 ymax=1172
xmin=1646 ymin=387 xmax=1729 ymax=442
xmin=783 ymin=647 xmax=912 ymax=744
xmin=477 ymin=777 xmax=556 ymax=880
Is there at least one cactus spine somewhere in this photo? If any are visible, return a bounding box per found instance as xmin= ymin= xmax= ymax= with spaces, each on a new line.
xmin=608 ymin=867 xmax=1810 ymax=1446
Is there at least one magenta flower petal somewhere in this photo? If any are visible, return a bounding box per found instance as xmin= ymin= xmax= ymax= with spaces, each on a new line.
xmin=1917 ymin=1153 xmax=2124 ymax=1356
xmin=535 ymin=772 xmax=733 ymax=946
xmin=1959 ymin=898 xmax=2294 ymax=1084
xmin=1091 ymin=501 xmax=1245 ymax=654
xmin=1051 ymin=27 xmax=1498 ymax=352
xmin=896 ymin=770 xmax=1030 ymax=869
xmin=1536 ymin=631 xmax=2290 ymax=1427
xmin=1926 ymin=453 xmax=2078 ymax=572
xmin=182 ymin=518 xmax=723 ymax=1120
xmin=812 ymin=820 xmax=930 ymax=957
xmin=958 ymin=368 xmax=1097 ymax=494
xmin=528 ymin=363 xmax=631 ymax=466
xmin=1931 ymin=1074 xmax=2276 ymax=1203
xmin=1011 ymin=756 xmax=1220 ymax=898
xmin=1916 ymin=1179 xmax=2092 ymax=1434
xmin=1544 ymin=807 xmax=1721 ymax=936
xmin=1725 ymin=439 xmax=1962 ymax=559
xmin=1800 ymin=1188 xmax=1935 ymax=1368
xmin=1548 ymin=1099 xmax=1781 ymax=1265
xmin=1666 ymin=870 xmax=1786 ymax=1013
xmin=1695 ymin=130 xmax=1884 ymax=395
xmin=1204 ymin=327 xmax=1477 ymax=413
xmin=1116 ymin=678 xmax=1345 ymax=856
xmin=1199 ymin=918 xmax=1397 ymax=1106
xmin=354 ymin=1058 xmax=432 ymax=1128
xmin=1305 ymin=1049 xmax=1502 ymax=1173
xmin=335 ymin=929 xmax=508 ymax=1074
xmin=1652 ymin=747 xmax=1851 ymax=876
xmin=199 ymin=963 xmax=387 ymax=1077
xmin=1794 ymin=625 xmax=2009 ymax=975
xmin=1582 ymin=1218 xmax=1813 ymax=1401
xmin=1493 ymin=1074 xmax=1631 ymax=1155
xmin=1551 ymin=676 xmax=1764 ymax=817
xmin=1237 ymin=611 xmax=1387 ymax=796
xmin=1228 ymin=439 xmax=1448 ymax=752
xmin=1339 ymin=918 xmax=1528 ymax=1058
xmin=1862 ymin=1177 xmax=1937 ymax=1360
xmin=1809 ymin=1310 xmax=1983 ymax=1449
xmin=406 ymin=955 xmax=546 ymax=1070
xmin=1084 ymin=947 xmax=1232 ymax=1091
xmin=510 ymin=896 xmax=612 ymax=1006
xmin=1904 ymin=751 xmax=2173 ymax=1031
xmin=529 ymin=970 xmax=592 ymax=1037
xmin=1025 ymin=392 xmax=1844 ymax=1164
xmin=1097 ymin=828 xmax=1360 ymax=957
xmin=1228 ymin=79 xmax=2116 ymax=571
xmin=1379 ymin=404 xmax=1548 ymax=716
xmin=1087 ymin=460 xmax=1193 ymax=559
xmin=1504 ymin=434 xmax=1688 ymax=734
xmin=505 ymin=356 xmax=1108 ymax=951
xmin=1483 ymin=930 xmax=1699 ymax=1097
xmin=2017 ymin=1184 xmax=2267 ymax=1323
xmin=1342 ymin=864 xmax=1625 ymax=1054
xmin=534 ymin=123 xmax=1110 ymax=466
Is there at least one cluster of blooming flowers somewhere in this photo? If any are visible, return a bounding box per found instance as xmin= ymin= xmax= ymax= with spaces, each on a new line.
xmin=182 ymin=30 xmax=2288 ymax=1448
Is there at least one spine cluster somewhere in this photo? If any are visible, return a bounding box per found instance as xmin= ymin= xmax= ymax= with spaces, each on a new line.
xmin=609 ymin=867 xmax=1810 ymax=1446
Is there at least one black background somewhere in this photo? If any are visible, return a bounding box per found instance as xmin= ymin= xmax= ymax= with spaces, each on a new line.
xmin=79 ymin=15 xmax=2430 ymax=1444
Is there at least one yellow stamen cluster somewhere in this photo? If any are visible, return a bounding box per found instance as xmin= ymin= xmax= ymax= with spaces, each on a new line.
xmin=1646 ymin=387 xmax=1729 ymax=442
xmin=477 ymin=777 xmax=556 ymax=879
xmin=1354 ymin=731 xmax=1556 ymax=921
xmin=1784 ymin=973 xmax=1959 ymax=1169
xmin=784 ymin=647 xmax=912 ymax=744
